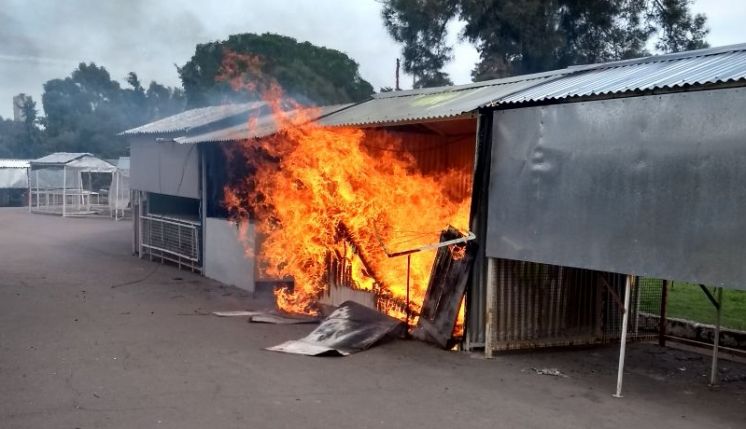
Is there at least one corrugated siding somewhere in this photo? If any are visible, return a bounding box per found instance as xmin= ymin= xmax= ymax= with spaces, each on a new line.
xmin=480 ymin=258 xmax=630 ymax=351
xmin=319 ymin=76 xmax=559 ymax=127
xmin=122 ymin=102 xmax=263 ymax=135
xmin=362 ymin=129 xmax=475 ymax=201
xmin=174 ymin=104 xmax=353 ymax=144
xmin=498 ymin=48 xmax=746 ymax=105
xmin=0 ymin=159 xmax=30 ymax=169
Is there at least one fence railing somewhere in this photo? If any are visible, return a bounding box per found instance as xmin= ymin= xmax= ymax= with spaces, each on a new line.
xmin=139 ymin=213 xmax=201 ymax=271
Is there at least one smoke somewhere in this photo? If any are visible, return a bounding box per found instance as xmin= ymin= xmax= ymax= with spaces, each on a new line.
xmin=1 ymin=0 xmax=491 ymax=118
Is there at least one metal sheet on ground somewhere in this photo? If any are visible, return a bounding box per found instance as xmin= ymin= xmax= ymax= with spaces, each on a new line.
xmin=267 ymin=301 xmax=407 ymax=356
xmin=249 ymin=312 xmax=320 ymax=325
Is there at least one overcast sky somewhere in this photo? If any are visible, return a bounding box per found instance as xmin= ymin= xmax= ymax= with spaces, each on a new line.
xmin=0 ymin=0 xmax=742 ymax=118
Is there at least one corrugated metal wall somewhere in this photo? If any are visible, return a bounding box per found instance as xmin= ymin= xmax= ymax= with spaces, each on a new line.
xmin=481 ymin=258 xmax=630 ymax=351
xmin=362 ymin=129 xmax=475 ymax=202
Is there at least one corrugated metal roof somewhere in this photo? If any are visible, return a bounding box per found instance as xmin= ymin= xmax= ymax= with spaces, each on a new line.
xmin=31 ymin=152 xmax=92 ymax=165
xmin=496 ymin=44 xmax=746 ymax=105
xmin=0 ymin=159 xmax=30 ymax=168
xmin=319 ymin=71 xmax=564 ymax=127
xmin=174 ymin=104 xmax=353 ymax=144
xmin=121 ymin=102 xmax=264 ymax=135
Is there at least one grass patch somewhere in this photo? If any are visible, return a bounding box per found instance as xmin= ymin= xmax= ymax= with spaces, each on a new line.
xmin=638 ymin=280 xmax=746 ymax=331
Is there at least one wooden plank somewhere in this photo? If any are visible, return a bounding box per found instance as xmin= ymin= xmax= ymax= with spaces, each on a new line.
xmin=412 ymin=226 xmax=477 ymax=348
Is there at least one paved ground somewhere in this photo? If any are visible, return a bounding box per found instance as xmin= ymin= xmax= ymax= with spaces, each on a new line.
xmin=1 ymin=207 xmax=745 ymax=429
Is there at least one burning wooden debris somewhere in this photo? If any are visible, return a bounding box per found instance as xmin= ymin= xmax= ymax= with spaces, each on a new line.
xmin=412 ymin=226 xmax=477 ymax=348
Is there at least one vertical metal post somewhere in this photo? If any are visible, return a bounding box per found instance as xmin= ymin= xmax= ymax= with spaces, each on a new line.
xmin=406 ymin=254 xmax=411 ymax=329
xmin=35 ymin=170 xmax=40 ymax=211
xmin=62 ymin=166 xmax=67 ymax=217
xmin=484 ymin=257 xmax=496 ymax=359
xmin=710 ymin=287 xmax=723 ymax=387
xmin=138 ymin=192 xmax=144 ymax=259
xmin=614 ymin=274 xmax=633 ymax=398
xmin=659 ymin=280 xmax=668 ymax=347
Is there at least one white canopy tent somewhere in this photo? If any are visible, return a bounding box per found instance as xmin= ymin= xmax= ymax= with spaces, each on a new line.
xmin=0 ymin=159 xmax=30 ymax=206
xmin=29 ymin=153 xmax=117 ymax=217
xmin=109 ymin=157 xmax=130 ymax=220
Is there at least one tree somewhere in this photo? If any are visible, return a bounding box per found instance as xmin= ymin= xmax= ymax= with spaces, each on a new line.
xmin=178 ymin=33 xmax=375 ymax=108
xmin=382 ymin=0 xmax=456 ymax=88
xmin=381 ymin=0 xmax=709 ymax=84
xmin=0 ymin=97 xmax=42 ymax=158
xmin=40 ymin=63 xmax=185 ymax=157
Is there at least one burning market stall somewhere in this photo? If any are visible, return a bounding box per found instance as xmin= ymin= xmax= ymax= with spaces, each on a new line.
xmin=172 ymin=104 xmax=353 ymax=292
xmin=0 ymin=159 xmax=29 ymax=207
xmin=473 ymin=43 xmax=746 ymax=394
xmin=28 ymin=153 xmax=117 ymax=216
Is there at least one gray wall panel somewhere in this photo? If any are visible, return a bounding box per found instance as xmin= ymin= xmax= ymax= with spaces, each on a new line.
xmin=486 ymin=88 xmax=746 ymax=290
xmin=204 ymin=218 xmax=255 ymax=292
xmin=130 ymin=138 xmax=200 ymax=199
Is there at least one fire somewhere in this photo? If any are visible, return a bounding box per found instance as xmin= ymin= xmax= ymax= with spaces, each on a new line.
xmin=221 ymin=52 xmax=471 ymax=329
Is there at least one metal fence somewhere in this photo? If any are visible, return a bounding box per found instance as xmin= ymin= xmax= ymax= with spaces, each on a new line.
xmin=139 ymin=213 xmax=201 ymax=272
xmin=481 ymin=258 xmax=632 ymax=352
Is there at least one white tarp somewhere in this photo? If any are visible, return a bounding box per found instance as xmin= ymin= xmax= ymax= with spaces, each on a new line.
xmin=0 ymin=167 xmax=28 ymax=189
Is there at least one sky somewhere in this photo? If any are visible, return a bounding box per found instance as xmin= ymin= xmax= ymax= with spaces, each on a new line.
xmin=0 ymin=0 xmax=743 ymax=119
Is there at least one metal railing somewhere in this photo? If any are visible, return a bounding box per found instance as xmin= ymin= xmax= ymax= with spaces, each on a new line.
xmin=139 ymin=213 xmax=201 ymax=271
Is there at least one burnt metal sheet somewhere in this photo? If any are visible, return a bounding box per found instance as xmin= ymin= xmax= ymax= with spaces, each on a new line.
xmin=486 ymin=87 xmax=746 ymax=291
xmin=497 ymin=44 xmax=746 ymax=105
xmin=121 ymin=102 xmax=263 ymax=135
xmin=318 ymin=72 xmax=562 ymax=127
xmin=267 ymin=301 xmax=407 ymax=356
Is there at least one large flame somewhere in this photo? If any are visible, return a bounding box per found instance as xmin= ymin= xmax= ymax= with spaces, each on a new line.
xmin=221 ymin=52 xmax=471 ymax=328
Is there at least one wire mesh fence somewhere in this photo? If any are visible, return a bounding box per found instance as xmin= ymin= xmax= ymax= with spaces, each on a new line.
xmin=635 ymin=278 xmax=746 ymax=350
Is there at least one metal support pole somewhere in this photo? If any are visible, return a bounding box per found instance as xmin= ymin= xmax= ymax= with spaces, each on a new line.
xmin=710 ymin=287 xmax=723 ymax=387
xmin=659 ymin=280 xmax=668 ymax=347
xmin=614 ymin=274 xmax=633 ymax=398
xmin=62 ymin=166 xmax=67 ymax=217
xmin=138 ymin=192 xmax=144 ymax=259
xmin=484 ymin=257 xmax=496 ymax=359
xmin=405 ymin=254 xmax=411 ymax=329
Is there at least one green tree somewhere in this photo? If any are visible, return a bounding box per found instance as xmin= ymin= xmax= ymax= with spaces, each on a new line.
xmin=0 ymin=97 xmax=43 ymax=158
xmin=178 ymin=33 xmax=375 ymax=108
xmin=381 ymin=0 xmax=709 ymax=84
xmin=382 ymin=0 xmax=456 ymax=88
xmin=40 ymin=63 xmax=185 ymax=157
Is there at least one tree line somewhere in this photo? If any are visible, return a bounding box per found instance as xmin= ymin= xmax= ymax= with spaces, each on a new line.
xmin=381 ymin=0 xmax=709 ymax=87
xmin=0 ymin=1 xmax=711 ymax=159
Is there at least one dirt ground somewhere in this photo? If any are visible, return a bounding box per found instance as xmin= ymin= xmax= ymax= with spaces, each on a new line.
xmin=1 ymin=207 xmax=744 ymax=429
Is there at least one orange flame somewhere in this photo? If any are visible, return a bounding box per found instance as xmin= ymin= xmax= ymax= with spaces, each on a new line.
xmin=220 ymin=52 xmax=471 ymax=329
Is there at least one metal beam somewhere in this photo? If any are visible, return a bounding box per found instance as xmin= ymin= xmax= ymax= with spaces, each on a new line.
xmin=698 ymin=284 xmax=721 ymax=309
xmin=710 ymin=287 xmax=723 ymax=387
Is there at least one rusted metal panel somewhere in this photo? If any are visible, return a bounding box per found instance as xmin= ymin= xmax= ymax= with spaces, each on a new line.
xmin=484 ymin=258 xmax=629 ymax=351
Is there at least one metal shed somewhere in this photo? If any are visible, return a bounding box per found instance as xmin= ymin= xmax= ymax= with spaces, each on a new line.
xmin=122 ymin=103 xmax=352 ymax=291
xmin=468 ymin=43 xmax=746 ymax=394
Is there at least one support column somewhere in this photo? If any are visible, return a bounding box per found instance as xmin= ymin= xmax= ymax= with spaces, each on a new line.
xmin=62 ymin=167 xmax=67 ymax=217
xmin=659 ymin=280 xmax=668 ymax=347
xmin=710 ymin=287 xmax=723 ymax=387
xmin=484 ymin=257 xmax=496 ymax=359
xmin=614 ymin=274 xmax=633 ymax=398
